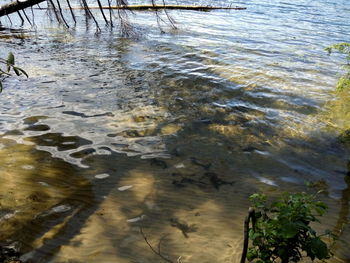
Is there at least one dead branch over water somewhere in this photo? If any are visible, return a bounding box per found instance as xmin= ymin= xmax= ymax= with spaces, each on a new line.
xmin=0 ymin=0 xmax=46 ymax=17
xmin=0 ymin=1 xmax=246 ymax=18
xmin=71 ymin=5 xmax=247 ymax=11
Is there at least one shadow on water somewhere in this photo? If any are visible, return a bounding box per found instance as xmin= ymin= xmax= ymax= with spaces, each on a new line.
xmin=2 ymin=78 xmax=349 ymax=263
xmin=0 ymin=137 xmax=94 ymax=252
xmin=0 ymin=37 xmax=350 ymax=263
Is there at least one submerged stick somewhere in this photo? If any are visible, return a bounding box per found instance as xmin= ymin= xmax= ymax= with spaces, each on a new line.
xmin=71 ymin=5 xmax=247 ymax=11
xmin=139 ymin=227 xmax=174 ymax=263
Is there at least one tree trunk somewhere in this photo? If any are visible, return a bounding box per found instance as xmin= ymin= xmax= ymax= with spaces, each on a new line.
xmin=0 ymin=0 xmax=46 ymax=17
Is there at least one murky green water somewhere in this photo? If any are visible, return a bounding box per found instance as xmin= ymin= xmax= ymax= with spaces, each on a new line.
xmin=0 ymin=0 xmax=350 ymax=262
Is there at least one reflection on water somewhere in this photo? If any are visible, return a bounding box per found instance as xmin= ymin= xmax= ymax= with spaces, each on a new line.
xmin=1 ymin=0 xmax=350 ymax=262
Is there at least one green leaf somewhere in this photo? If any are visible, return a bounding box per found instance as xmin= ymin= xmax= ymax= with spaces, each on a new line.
xmin=13 ymin=67 xmax=20 ymax=76
xmin=7 ymin=52 xmax=15 ymax=65
xmin=336 ymin=76 xmax=350 ymax=91
xmin=310 ymin=237 xmax=329 ymax=259
xmin=15 ymin=67 xmax=28 ymax=78
xmin=280 ymin=222 xmax=299 ymax=238
xmin=247 ymin=248 xmax=258 ymax=261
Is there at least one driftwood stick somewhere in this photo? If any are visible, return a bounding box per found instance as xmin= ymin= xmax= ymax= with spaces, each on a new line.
xmin=240 ymin=207 xmax=256 ymax=263
xmin=70 ymin=5 xmax=247 ymax=11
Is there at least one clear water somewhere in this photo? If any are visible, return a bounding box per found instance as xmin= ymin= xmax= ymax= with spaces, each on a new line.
xmin=0 ymin=0 xmax=350 ymax=262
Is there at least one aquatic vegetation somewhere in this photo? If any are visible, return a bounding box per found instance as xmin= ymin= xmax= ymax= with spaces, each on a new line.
xmin=242 ymin=193 xmax=336 ymax=263
xmin=0 ymin=52 xmax=28 ymax=92
xmin=338 ymin=129 xmax=350 ymax=145
xmin=325 ymin=43 xmax=350 ymax=62
xmin=325 ymin=43 xmax=350 ymax=91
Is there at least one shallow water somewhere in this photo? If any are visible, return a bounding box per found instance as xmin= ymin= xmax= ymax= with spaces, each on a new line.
xmin=0 ymin=0 xmax=350 ymax=262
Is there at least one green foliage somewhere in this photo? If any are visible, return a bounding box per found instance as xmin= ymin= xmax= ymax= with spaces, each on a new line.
xmin=335 ymin=75 xmax=350 ymax=91
xmin=0 ymin=52 xmax=28 ymax=92
xmin=338 ymin=129 xmax=350 ymax=145
xmin=326 ymin=43 xmax=350 ymax=91
xmin=247 ymin=193 xmax=336 ymax=263
xmin=325 ymin=43 xmax=350 ymax=62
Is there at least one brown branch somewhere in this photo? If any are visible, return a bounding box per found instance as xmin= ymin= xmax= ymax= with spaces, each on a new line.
xmin=240 ymin=207 xmax=256 ymax=263
xmin=139 ymin=227 xmax=174 ymax=263
xmin=0 ymin=0 xmax=46 ymax=17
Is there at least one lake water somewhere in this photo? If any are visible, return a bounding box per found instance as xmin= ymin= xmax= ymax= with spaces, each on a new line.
xmin=0 ymin=0 xmax=350 ymax=262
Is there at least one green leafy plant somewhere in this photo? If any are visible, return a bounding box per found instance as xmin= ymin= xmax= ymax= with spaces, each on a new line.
xmin=246 ymin=192 xmax=336 ymax=263
xmin=0 ymin=52 xmax=28 ymax=92
xmin=325 ymin=43 xmax=350 ymax=91
xmin=325 ymin=43 xmax=350 ymax=61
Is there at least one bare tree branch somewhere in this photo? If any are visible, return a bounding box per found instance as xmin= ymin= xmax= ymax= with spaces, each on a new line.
xmin=0 ymin=0 xmax=46 ymax=17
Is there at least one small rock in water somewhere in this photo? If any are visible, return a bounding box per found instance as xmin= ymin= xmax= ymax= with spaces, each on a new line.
xmin=51 ymin=205 xmax=71 ymax=213
xmin=174 ymin=163 xmax=185 ymax=169
xmin=21 ymin=165 xmax=34 ymax=170
xmin=95 ymin=173 xmax=110 ymax=179
xmin=118 ymin=185 xmax=133 ymax=191
xmin=127 ymin=215 xmax=145 ymax=223
xmin=256 ymin=176 xmax=278 ymax=187
xmin=38 ymin=181 xmax=49 ymax=187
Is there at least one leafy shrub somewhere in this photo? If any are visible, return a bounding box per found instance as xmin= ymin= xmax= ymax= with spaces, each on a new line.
xmin=326 ymin=43 xmax=350 ymax=91
xmin=247 ymin=193 xmax=335 ymax=263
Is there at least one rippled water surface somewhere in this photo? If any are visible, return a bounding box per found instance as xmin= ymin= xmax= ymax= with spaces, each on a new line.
xmin=1 ymin=0 xmax=350 ymax=262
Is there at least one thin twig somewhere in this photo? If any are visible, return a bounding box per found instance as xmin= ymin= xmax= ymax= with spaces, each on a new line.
xmin=30 ymin=6 xmax=36 ymax=27
xmin=66 ymin=0 xmax=76 ymax=24
xmin=55 ymin=0 xmax=69 ymax=28
xmin=21 ymin=9 xmax=32 ymax=26
xmin=81 ymin=0 xmax=100 ymax=31
xmin=107 ymin=0 xmax=113 ymax=26
xmin=139 ymin=227 xmax=174 ymax=263
xmin=47 ymin=0 xmax=61 ymax=25
xmin=17 ymin=11 xmax=24 ymax=25
xmin=96 ymin=0 xmax=109 ymax=25
xmin=161 ymin=0 xmax=177 ymax=29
